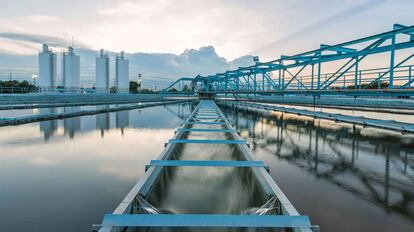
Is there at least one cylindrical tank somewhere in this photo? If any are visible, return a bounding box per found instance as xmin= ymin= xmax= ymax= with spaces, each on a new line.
xmin=38 ymin=44 xmax=57 ymax=92
xmin=63 ymin=47 xmax=80 ymax=92
xmin=96 ymin=49 xmax=110 ymax=93
xmin=116 ymin=51 xmax=129 ymax=93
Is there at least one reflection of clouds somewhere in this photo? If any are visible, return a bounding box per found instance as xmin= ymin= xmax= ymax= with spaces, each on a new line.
xmin=0 ymin=128 xmax=174 ymax=181
xmin=0 ymin=123 xmax=42 ymax=145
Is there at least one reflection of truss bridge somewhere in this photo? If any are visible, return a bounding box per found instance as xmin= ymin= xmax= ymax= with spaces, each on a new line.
xmin=163 ymin=103 xmax=194 ymax=120
xmin=221 ymin=105 xmax=414 ymax=221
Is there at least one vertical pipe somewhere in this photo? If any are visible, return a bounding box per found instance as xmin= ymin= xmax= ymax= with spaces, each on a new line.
xmin=262 ymin=73 xmax=265 ymax=91
xmin=409 ymin=65 xmax=412 ymax=88
xmin=354 ymin=56 xmax=359 ymax=89
xmin=343 ymin=75 xmax=346 ymax=89
xmin=278 ymin=62 xmax=282 ymax=90
xmin=389 ymin=35 xmax=396 ymax=89
xmin=311 ymin=64 xmax=314 ymax=90
xmin=247 ymin=75 xmax=250 ymax=92
xmin=378 ymin=73 xmax=381 ymax=89
xmin=225 ymin=76 xmax=228 ymax=95
xmin=317 ymin=58 xmax=321 ymax=90
xmin=254 ymin=74 xmax=257 ymax=93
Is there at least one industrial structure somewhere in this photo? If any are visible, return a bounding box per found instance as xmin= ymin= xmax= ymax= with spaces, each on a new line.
xmin=115 ymin=51 xmax=129 ymax=93
xmin=94 ymin=100 xmax=319 ymax=232
xmin=3 ymin=23 xmax=414 ymax=232
xmin=96 ymin=49 xmax=110 ymax=93
xmin=62 ymin=47 xmax=80 ymax=92
xmin=34 ymin=24 xmax=414 ymax=96
xmin=164 ymin=24 xmax=414 ymax=98
xmin=38 ymin=44 xmax=57 ymax=92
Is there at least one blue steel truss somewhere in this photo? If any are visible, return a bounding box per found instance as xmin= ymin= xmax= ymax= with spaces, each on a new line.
xmin=163 ymin=24 xmax=414 ymax=96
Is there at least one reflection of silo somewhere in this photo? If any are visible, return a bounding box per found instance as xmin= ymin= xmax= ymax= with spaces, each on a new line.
xmin=96 ymin=49 xmax=110 ymax=93
xmin=39 ymin=108 xmax=58 ymax=140
xmin=38 ymin=44 xmax=57 ymax=92
xmin=63 ymin=47 xmax=80 ymax=92
xmin=116 ymin=108 xmax=129 ymax=134
xmin=116 ymin=51 xmax=129 ymax=93
xmin=63 ymin=106 xmax=81 ymax=138
xmin=96 ymin=105 xmax=110 ymax=137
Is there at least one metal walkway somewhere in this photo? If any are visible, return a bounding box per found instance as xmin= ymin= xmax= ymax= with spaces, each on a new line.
xmin=219 ymin=101 xmax=414 ymax=133
xmin=95 ymin=100 xmax=318 ymax=232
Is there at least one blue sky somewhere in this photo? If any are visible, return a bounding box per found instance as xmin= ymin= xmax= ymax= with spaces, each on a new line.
xmin=0 ymin=0 xmax=413 ymax=60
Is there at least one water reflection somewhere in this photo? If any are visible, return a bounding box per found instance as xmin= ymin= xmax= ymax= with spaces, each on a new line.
xmin=116 ymin=110 xmax=130 ymax=136
xmin=34 ymin=103 xmax=192 ymax=141
xmin=64 ymin=106 xmax=81 ymax=138
xmin=221 ymin=105 xmax=414 ymax=231
xmin=39 ymin=108 xmax=57 ymax=140
xmin=96 ymin=105 xmax=110 ymax=137
xmin=0 ymin=103 xmax=193 ymax=232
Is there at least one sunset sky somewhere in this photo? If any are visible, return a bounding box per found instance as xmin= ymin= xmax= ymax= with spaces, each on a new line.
xmin=0 ymin=0 xmax=413 ymax=60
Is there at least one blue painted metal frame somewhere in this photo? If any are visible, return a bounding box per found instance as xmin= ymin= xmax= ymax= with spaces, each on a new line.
xmin=185 ymin=121 xmax=225 ymax=125
xmin=191 ymin=117 xmax=223 ymax=120
xmin=169 ymin=139 xmax=247 ymax=144
xmin=162 ymin=24 xmax=414 ymax=97
xmin=177 ymin=128 xmax=237 ymax=132
xmin=102 ymin=214 xmax=312 ymax=228
xmin=149 ymin=160 xmax=265 ymax=167
xmin=97 ymin=100 xmax=317 ymax=232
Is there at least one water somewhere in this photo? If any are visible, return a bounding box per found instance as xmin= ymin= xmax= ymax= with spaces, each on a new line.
xmin=221 ymin=105 xmax=414 ymax=232
xmin=266 ymin=103 xmax=414 ymax=124
xmin=1 ymin=102 xmax=413 ymax=232
xmin=0 ymin=103 xmax=142 ymax=118
xmin=0 ymin=103 xmax=192 ymax=232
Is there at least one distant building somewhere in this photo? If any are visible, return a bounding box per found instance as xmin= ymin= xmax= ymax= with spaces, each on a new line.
xmin=96 ymin=49 xmax=110 ymax=93
xmin=38 ymin=44 xmax=57 ymax=92
xmin=116 ymin=51 xmax=129 ymax=93
xmin=63 ymin=47 xmax=80 ymax=92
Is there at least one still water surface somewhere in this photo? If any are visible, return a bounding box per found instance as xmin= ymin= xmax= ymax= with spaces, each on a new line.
xmin=221 ymin=105 xmax=414 ymax=232
xmin=0 ymin=103 xmax=192 ymax=232
xmin=0 ymin=102 xmax=413 ymax=232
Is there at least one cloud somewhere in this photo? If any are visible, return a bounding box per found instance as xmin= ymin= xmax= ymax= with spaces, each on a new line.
xmin=0 ymin=32 xmax=89 ymax=48
xmin=24 ymin=15 xmax=60 ymax=23
xmin=250 ymin=0 xmax=387 ymax=56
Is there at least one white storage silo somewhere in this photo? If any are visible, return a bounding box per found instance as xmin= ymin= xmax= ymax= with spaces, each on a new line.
xmin=63 ymin=47 xmax=80 ymax=92
xmin=116 ymin=51 xmax=129 ymax=93
xmin=38 ymin=44 xmax=57 ymax=92
xmin=96 ymin=49 xmax=110 ymax=93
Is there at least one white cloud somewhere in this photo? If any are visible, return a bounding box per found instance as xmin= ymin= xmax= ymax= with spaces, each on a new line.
xmin=24 ymin=14 xmax=60 ymax=23
xmin=0 ymin=0 xmax=413 ymax=61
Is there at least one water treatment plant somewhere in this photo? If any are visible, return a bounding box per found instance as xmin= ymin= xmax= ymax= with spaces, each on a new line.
xmin=0 ymin=2 xmax=413 ymax=232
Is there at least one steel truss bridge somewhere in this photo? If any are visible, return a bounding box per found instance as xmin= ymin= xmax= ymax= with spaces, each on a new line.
xmin=163 ymin=24 xmax=414 ymax=97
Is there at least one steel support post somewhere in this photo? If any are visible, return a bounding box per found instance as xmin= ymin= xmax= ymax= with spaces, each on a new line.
xmin=311 ymin=64 xmax=314 ymax=90
xmin=278 ymin=61 xmax=282 ymax=90
xmin=317 ymin=54 xmax=322 ymax=90
xmin=389 ymin=35 xmax=396 ymax=89
xmin=355 ymin=56 xmax=359 ymax=88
